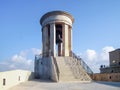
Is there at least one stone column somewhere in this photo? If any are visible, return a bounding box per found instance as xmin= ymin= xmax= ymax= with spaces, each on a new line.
xmin=45 ymin=26 xmax=49 ymax=56
xmin=42 ymin=26 xmax=48 ymax=57
xmin=58 ymin=43 xmax=62 ymax=56
xmin=62 ymin=24 xmax=69 ymax=56
xmin=50 ymin=23 xmax=56 ymax=57
xmin=69 ymin=27 xmax=72 ymax=56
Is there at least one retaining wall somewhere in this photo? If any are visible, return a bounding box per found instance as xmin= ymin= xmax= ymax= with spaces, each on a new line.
xmin=0 ymin=70 xmax=34 ymax=90
xmin=92 ymin=73 xmax=120 ymax=82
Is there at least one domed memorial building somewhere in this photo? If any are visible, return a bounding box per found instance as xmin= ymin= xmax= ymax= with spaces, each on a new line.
xmin=35 ymin=11 xmax=93 ymax=82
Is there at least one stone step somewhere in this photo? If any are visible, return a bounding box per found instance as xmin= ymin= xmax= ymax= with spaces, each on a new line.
xmin=55 ymin=57 xmax=76 ymax=81
xmin=55 ymin=57 xmax=92 ymax=81
xmin=64 ymin=57 xmax=92 ymax=81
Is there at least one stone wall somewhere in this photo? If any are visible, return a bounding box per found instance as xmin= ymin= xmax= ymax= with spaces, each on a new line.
xmin=109 ymin=49 xmax=120 ymax=66
xmin=92 ymin=73 xmax=120 ymax=82
xmin=0 ymin=70 xmax=34 ymax=90
xmin=100 ymin=66 xmax=120 ymax=73
xmin=35 ymin=57 xmax=58 ymax=82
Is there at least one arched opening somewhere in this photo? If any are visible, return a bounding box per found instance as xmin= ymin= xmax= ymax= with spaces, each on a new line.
xmin=55 ymin=24 xmax=63 ymax=56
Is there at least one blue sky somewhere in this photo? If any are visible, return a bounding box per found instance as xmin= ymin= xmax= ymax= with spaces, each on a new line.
xmin=0 ymin=0 xmax=120 ymax=73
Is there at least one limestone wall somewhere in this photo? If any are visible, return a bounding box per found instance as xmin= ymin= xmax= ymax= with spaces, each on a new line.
xmin=0 ymin=70 xmax=34 ymax=90
xmin=92 ymin=73 xmax=120 ymax=82
xmin=35 ymin=57 xmax=58 ymax=82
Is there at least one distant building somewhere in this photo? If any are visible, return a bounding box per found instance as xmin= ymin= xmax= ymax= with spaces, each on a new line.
xmin=100 ymin=49 xmax=120 ymax=73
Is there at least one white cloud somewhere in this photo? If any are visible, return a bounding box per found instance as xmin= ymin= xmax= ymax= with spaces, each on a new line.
xmin=0 ymin=48 xmax=41 ymax=72
xmin=100 ymin=46 xmax=115 ymax=61
xmin=81 ymin=46 xmax=115 ymax=73
xmin=31 ymin=48 xmax=41 ymax=55
xmin=86 ymin=49 xmax=97 ymax=61
xmin=0 ymin=46 xmax=115 ymax=73
xmin=19 ymin=50 xmax=28 ymax=57
xmin=9 ymin=64 xmax=15 ymax=68
xmin=102 ymin=46 xmax=115 ymax=52
xmin=12 ymin=54 xmax=26 ymax=63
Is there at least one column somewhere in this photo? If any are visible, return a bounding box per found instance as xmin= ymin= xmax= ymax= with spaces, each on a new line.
xmin=42 ymin=26 xmax=48 ymax=56
xmin=45 ymin=26 xmax=49 ymax=56
xmin=50 ymin=23 xmax=56 ymax=57
xmin=69 ymin=27 xmax=72 ymax=56
xmin=58 ymin=43 xmax=62 ymax=56
xmin=62 ymin=24 xmax=69 ymax=56
xmin=42 ymin=26 xmax=47 ymax=57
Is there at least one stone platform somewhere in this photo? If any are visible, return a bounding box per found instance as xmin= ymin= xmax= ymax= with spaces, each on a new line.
xmin=9 ymin=79 xmax=120 ymax=90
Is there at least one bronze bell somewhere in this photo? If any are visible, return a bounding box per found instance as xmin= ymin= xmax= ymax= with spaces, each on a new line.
xmin=56 ymin=34 xmax=62 ymax=44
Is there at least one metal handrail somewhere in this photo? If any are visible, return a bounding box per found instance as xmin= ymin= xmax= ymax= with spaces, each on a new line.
xmin=70 ymin=51 xmax=93 ymax=74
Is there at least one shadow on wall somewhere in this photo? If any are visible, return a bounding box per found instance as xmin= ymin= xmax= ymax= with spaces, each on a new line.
xmin=28 ymin=72 xmax=34 ymax=80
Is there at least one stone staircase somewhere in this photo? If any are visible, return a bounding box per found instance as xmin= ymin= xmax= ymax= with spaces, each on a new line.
xmin=64 ymin=57 xmax=92 ymax=81
xmin=55 ymin=57 xmax=75 ymax=81
xmin=55 ymin=57 xmax=92 ymax=82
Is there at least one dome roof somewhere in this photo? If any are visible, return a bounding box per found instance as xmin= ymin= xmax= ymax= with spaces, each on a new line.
xmin=40 ymin=11 xmax=74 ymax=25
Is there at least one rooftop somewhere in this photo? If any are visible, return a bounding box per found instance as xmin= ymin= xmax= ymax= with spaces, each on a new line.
xmin=9 ymin=79 xmax=120 ymax=90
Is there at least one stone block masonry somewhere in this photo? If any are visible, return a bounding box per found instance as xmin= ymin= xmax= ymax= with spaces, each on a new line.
xmin=34 ymin=57 xmax=58 ymax=82
xmin=92 ymin=73 xmax=120 ymax=82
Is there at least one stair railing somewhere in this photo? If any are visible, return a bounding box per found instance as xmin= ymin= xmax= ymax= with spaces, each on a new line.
xmin=70 ymin=51 xmax=93 ymax=74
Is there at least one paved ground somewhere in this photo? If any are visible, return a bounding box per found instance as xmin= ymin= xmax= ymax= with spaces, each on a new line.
xmin=9 ymin=79 xmax=120 ymax=90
